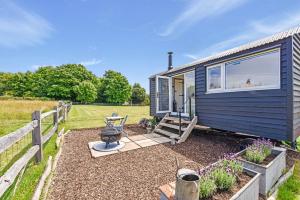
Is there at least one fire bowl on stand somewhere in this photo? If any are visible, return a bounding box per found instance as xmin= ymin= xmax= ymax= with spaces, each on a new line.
xmin=93 ymin=127 xmax=125 ymax=152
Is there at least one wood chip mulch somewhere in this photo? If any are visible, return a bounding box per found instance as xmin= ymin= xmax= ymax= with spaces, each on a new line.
xmin=48 ymin=126 xmax=242 ymax=200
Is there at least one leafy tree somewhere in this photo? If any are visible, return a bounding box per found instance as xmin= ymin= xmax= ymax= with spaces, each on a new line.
xmin=0 ymin=72 xmax=14 ymax=95
xmin=0 ymin=66 xmax=147 ymax=105
xmin=143 ymin=94 xmax=150 ymax=105
xmin=73 ymin=81 xmax=97 ymax=103
xmin=33 ymin=64 xmax=99 ymax=100
xmin=6 ymin=72 xmax=35 ymax=97
xmin=131 ymin=83 xmax=146 ymax=104
xmin=99 ymin=70 xmax=132 ymax=103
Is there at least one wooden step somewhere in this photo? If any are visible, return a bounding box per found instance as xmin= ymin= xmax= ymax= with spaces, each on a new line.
xmin=159 ymin=122 xmax=187 ymax=131
xmin=194 ymin=125 xmax=211 ymax=131
xmin=164 ymin=117 xmax=191 ymax=124
xmin=154 ymin=129 xmax=180 ymax=140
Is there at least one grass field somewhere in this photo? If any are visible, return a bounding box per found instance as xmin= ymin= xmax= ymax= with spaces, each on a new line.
xmin=0 ymin=100 xmax=57 ymax=137
xmin=64 ymin=105 xmax=150 ymax=130
xmin=0 ymin=100 xmax=59 ymax=200
xmin=278 ymin=160 xmax=300 ymax=200
xmin=1 ymin=132 xmax=59 ymax=200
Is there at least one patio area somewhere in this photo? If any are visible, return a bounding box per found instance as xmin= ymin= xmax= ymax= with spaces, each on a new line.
xmin=48 ymin=125 xmax=241 ymax=200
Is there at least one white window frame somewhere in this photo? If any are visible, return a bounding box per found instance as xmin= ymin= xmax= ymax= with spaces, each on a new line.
xmin=156 ymin=75 xmax=172 ymax=113
xmin=206 ymin=48 xmax=281 ymax=94
xmin=206 ymin=64 xmax=225 ymax=93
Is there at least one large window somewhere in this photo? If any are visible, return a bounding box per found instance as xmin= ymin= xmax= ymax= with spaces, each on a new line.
xmin=206 ymin=49 xmax=280 ymax=93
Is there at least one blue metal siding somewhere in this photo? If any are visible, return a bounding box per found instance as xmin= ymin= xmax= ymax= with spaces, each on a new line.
xmin=150 ymin=78 xmax=156 ymax=116
xmin=195 ymin=38 xmax=292 ymax=141
xmin=293 ymin=33 xmax=300 ymax=140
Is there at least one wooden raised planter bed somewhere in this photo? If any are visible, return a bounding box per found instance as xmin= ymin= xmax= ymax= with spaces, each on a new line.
xmin=159 ymin=168 xmax=260 ymax=200
xmin=237 ymin=147 xmax=286 ymax=196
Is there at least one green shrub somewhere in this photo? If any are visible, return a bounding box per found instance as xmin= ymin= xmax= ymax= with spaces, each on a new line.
xmin=221 ymin=158 xmax=243 ymax=175
xmin=244 ymin=138 xmax=273 ymax=164
xmin=211 ymin=168 xmax=236 ymax=190
xmin=149 ymin=117 xmax=158 ymax=129
xmin=245 ymin=149 xmax=265 ymax=164
xmin=199 ymin=176 xmax=216 ymax=199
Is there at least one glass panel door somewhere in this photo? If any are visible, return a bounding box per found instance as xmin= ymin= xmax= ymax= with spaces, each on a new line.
xmin=184 ymin=71 xmax=195 ymax=116
xmin=156 ymin=76 xmax=171 ymax=113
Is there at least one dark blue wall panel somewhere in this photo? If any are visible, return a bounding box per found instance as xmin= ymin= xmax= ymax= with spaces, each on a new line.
xmin=195 ymin=38 xmax=292 ymax=141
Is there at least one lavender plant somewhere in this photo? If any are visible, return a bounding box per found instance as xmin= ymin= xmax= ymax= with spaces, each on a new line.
xmin=211 ymin=168 xmax=236 ymax=190
xmin=198 ymin=154 xmax=243 ymax=198
xmin=244 ymin=138 xmax=273 ymax=164
xmin=199 ymin=176 xmax=217 ymax=199
xmin=211 ymin=155 xmax=243 ymax=190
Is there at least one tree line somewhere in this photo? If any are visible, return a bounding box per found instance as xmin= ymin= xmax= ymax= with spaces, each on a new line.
xmin=0 ymin=64 xmax=149 ymax=104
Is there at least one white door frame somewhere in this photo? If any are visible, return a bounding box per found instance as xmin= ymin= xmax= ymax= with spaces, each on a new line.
xmin=170 ymin=70 xmax=195 ymax=116
xmin=184 ymin=71 xmax=195 ymax=115
xmin=156 ymin=75 xmax=172 ymax=113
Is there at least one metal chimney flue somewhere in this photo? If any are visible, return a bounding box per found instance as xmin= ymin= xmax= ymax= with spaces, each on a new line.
xmin=168 ymin=52 xmax=173 ymax=70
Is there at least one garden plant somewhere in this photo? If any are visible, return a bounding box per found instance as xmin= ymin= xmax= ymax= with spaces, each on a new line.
xmin=244 ymin=138 xmax=273 ymax=164
xmin=198 ymin=154 xmax=243 ymax=199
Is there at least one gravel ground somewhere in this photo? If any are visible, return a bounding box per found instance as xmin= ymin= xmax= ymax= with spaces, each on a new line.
xmin=48 ymin=126 xmax=241 ymax=200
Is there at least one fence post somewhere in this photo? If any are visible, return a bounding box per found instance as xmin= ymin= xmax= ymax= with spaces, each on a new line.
xmin=62 ymin=105 xmax=66 ymax=122
xmin=53 ymin=106 xmax=58 ymax=129
xmin=64 ymin=104 xmax=68 ymax=121
xmin=32 ymin=110 xmax=42 ymax=163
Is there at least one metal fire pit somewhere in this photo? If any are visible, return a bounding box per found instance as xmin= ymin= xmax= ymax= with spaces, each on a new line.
xmin=100 ymin=127 xmax=122 ymax=148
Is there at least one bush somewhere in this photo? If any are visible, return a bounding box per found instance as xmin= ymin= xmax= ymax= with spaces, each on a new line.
xmin=138 ymin=118 xmax=149 ymax=128
xmin=221 ymin=156 xmax=243 ymax=175
xmin=198 ymin=154 xmax=243 ymax=197
xmin=149 ymin=117 xmax=158 ymax=128
xmin=211 ymin=168 xmax=236 ymax=190
xmin=73 ymin=81 xmax=97 ymax=103
xmin=199 ymin=176 xmax=216 ymax=198
xmin=244 ymin=138 xmax=273 ymax=164
xmin=245 ymin=149 xmax=265 ymax=163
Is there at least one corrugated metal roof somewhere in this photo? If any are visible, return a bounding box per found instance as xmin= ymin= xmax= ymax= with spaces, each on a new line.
xmin=150 ymin=26 xmax=300 ymax=78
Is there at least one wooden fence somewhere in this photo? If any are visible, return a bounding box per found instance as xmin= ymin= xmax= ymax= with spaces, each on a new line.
xmin=0 ymin=102 xmax=72 ymax=198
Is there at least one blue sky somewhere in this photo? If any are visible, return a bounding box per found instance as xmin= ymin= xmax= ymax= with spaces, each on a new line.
xmin=1 ymin=0 xmax=300 ymax=93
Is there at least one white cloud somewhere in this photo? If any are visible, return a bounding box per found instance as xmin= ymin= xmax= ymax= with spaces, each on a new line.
xmin=159 ymin=0 xmax=247 ymax=37
xmin=30 ymin=64 xmax=56 ymax=71
xmin=31 ymin=58 xmax=102 ymax=70
xmin=80 ymin=58 xmax=102 ymax=66
xmin=0 ymin=0 xmax=53 ymax=48
xmin=185 ymin=12 xmax=300 ymax=60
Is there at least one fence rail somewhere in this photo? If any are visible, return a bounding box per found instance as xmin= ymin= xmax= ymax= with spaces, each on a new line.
xmin=0 ymin=120 xmax=38 ymax=154
xmin=0 ymin=101 xmax=72 ymax=198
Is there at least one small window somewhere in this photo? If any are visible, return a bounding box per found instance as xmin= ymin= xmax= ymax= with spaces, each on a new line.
xmin=207 ymin=65 xmax=222 ymax=91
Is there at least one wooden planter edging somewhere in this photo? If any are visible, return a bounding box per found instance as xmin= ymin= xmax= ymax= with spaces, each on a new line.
xmin=159 ymin=168 xmax=260 ymax=200
xmin=237 ymin=147 xmax=286 ymax=196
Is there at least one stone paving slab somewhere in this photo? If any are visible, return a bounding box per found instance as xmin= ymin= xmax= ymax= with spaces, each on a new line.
xmin=144 ymin=133 xmax=162 ymax=139
xmin=152 ymin=137 xmax=171 ymax=144
xmin=128 ymin=135 xmax=148 ymax=141
xmin=88 ymin=141 xmax=118 ymax=158
xmin=88 ymin=134 xmax=171 ymax=158
xmin=135 ymin=139 xmax=159 ymax=147
xmin=119 ymin=142 xmax=141 ymax=152
xmin=120 ymin=137 xmax=131 ymax=143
